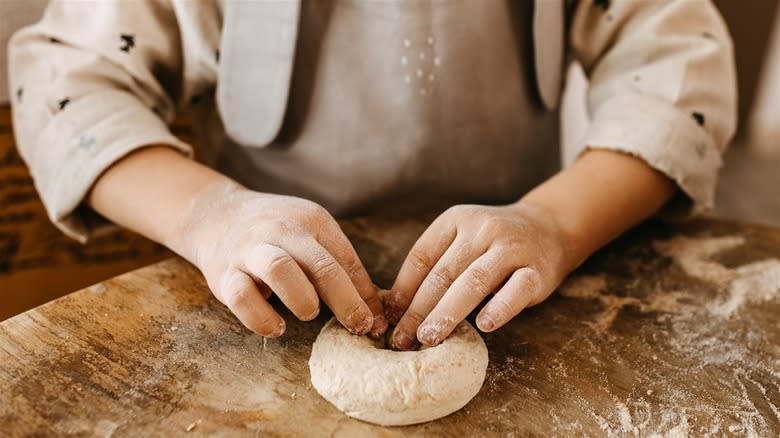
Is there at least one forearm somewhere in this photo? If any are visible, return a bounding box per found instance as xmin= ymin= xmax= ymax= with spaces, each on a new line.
xmin=517 ymin=149 xmax=676 ymax=273
xmin=86 ymin=146 xmax=237 ymax=254
xmin=87 ymin=146 xmax=386 ymax=336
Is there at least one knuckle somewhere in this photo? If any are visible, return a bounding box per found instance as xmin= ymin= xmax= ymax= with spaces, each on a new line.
xmin=427 ymin=267 xmax=456 ymax=292
xmin=408 ymin=250 xmax=435 ymax=275
xmin=309 ymin=256 xmax=342 ymax=282
xmin=445 ymin=205 xmax=464 ymax=216
xmin=300 ymin=202 xmax=329 ymax=222
xmin=264 ymin=252 xmax=295 ymax=277
xmin=464 ymin=266 xmax=492 ymax=296
xmin=262 ymin=218 xmax=295 ymax=236
xmin=502 ymin=268 xmax=544 ymax=305
xmin=342 ymin=258 xmax=364 ymax=280
xmin=447 ymin=204 xmax=472 ymax=216
xmin=402 ymin=307 xmax=426 ymax=326
xmin=520 ymin=268 xmax=543 ymax=294
xmin=522 ymin=269 xmax=546 ymax=303
xmin=224 ymin=283 xmax=255 ymax=310
xmin=439 ymin=205 xmax=463 ymax=224
xmin=499 ymin=239 xmax=524 ymax=253
xmin=477 ymin=216 xmax=505 ymax=238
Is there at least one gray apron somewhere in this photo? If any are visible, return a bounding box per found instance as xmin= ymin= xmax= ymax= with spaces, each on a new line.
xmin=207 ymin=0 xmax=566 ymax=216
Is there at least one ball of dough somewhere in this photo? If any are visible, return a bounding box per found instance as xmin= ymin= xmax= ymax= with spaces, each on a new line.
xmin=309 ymin=318 xmax=489 ymax=426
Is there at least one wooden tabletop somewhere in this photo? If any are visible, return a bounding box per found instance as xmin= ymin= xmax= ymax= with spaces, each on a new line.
xmin=1 ymin=216 xmax=779 ymax=436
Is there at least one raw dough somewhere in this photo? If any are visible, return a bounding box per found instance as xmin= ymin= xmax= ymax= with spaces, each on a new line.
xmin=308 ymin=318 xmax=489 ymax=426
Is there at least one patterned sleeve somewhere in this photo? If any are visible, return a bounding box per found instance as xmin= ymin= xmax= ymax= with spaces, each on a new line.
xmin=569 ymin=0 xmax=738 ymax=212
xmin=8 ymin=0 xmax=221 ymax=241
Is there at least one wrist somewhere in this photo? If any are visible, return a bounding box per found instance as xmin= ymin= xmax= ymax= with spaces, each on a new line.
xmin=507 ymin=198 xmax=589 ymax=275
xmin=165 ymin=178 xmax=247 ymax=266
xmin=512 ymin=149 xmax=677 ymax=275
xmin=87 ymin=145 xmax=246 ymax=264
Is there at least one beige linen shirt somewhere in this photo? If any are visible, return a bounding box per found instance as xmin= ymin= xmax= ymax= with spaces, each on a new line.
xmin=8 ymin=0 xmax=737 ymax=242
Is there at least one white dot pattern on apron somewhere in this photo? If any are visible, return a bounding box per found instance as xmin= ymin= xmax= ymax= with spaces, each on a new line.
xmin=400 ymin=34 xmax=439 ymax=97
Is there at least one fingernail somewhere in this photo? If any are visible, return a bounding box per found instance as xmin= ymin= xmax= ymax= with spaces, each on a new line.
xmin=418 ymin=324 xmax=440 ymax=346
xmin=349 ymin=316 xmax=373 ymax=335
xmin=392 ymin=329 xmax=417 ymax=350
xmin=345 ymin=306 xmax=373 ymax=335
xmin=271 ymin=320 xmax=286 ymax=337
xmin=369 ymin=313 xmax=388 ymax=338
xmin=356 ymin=316 xmax=373 ymax=335
xmin=477 ymin=314 xmax=495 ymax=332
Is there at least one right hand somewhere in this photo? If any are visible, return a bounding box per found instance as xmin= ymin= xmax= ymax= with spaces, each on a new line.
xmin=168 ymin=182 xmax=387 ymax=338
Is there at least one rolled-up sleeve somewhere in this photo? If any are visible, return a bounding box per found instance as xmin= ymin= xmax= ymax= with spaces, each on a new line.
xmin=570 ymin=0 xmax=737 ymax=212
xmin=8 ymin=0 xmax=219 ymax=242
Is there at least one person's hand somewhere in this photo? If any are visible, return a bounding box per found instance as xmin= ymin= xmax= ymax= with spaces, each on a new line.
xmin=385 ymin=202 xmax=572 ymax=350
xmin=168 ymin=182 xmax=387 ymax=338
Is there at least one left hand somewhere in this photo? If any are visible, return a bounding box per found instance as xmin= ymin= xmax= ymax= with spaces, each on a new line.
xmin=385 ymin=202 xmax=572 ymax=350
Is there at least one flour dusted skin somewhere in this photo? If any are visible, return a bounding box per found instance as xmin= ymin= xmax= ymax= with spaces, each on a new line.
xmin=308 ymin=318 xmax=489 ymax=426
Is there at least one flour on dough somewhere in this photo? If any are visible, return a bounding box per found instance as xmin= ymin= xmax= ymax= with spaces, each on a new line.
xmin=308 ymin=318 xmax=489 ymax=426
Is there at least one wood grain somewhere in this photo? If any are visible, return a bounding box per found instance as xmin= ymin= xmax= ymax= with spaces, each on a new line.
xmin=0 ymin=216 xmax=778 ymax=436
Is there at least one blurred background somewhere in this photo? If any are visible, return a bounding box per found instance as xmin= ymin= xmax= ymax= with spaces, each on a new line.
xmin=1 ymin=0 xmax=779 ymax=320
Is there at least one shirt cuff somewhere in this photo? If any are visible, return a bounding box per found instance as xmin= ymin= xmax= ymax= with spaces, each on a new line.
xmin=578 ymin=93 xmax=723 ymax=213
xmin=28 ymin=89 xmax=192 ymax=242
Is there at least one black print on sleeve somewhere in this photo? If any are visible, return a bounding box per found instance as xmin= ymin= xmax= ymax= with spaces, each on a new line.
xmin=594 ymin=0 xmax=610 ymax=11
xmin=692 ymin=112 xmax=705 ymax=126
xmin=16 ymin=88 xmax=23 ymax=103
xmin=58 ymin=98 xmax=71 ymax=110
xmin=78 ymin=134 xmax=96 ymax=150
xmin=49 ymin=37 xmax=61 ymax=44
xmin=119 ymin=34 xmax=135 ymax=52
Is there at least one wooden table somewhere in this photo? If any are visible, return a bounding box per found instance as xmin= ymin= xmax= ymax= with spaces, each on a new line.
xmin=1 ymin=216 xmax=779 ymax=436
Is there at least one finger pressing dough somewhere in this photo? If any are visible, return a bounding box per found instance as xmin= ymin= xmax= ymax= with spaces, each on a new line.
xmin=309 ymin=318 xmax=489 ymax=426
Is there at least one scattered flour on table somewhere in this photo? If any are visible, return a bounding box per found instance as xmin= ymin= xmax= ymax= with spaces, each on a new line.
xmin=654 ymin=235 xmax=780 ymax=318
xmin=653 ymin=235 xmax=744 ymax=283
xmin=559 ymin=275 xmax=607 ymax=299
xmin=559 ymin=274 xmax=634 ymax=332
xmin=559 ymin=275 xmax=695 ymax=333
xmin=654 ymin=421 xmax=690 ymax=438
xmin=709 ymin=259 xmax=780 ymax=317
xmin=560 ymin=234 xmax=780 ymax=326
xmin=554 ymin=235 xmax=780 ymax=436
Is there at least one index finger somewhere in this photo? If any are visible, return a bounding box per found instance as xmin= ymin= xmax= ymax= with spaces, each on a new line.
xmin=283 ymin=236 xmax=373 ymax=335
xmin=417 ymin=250 xmax=516 ymax=345
xmin=319 ymin=226 xmax=388 ymax=337
xmin=386 ymin=216 xmax=456 ymax=325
